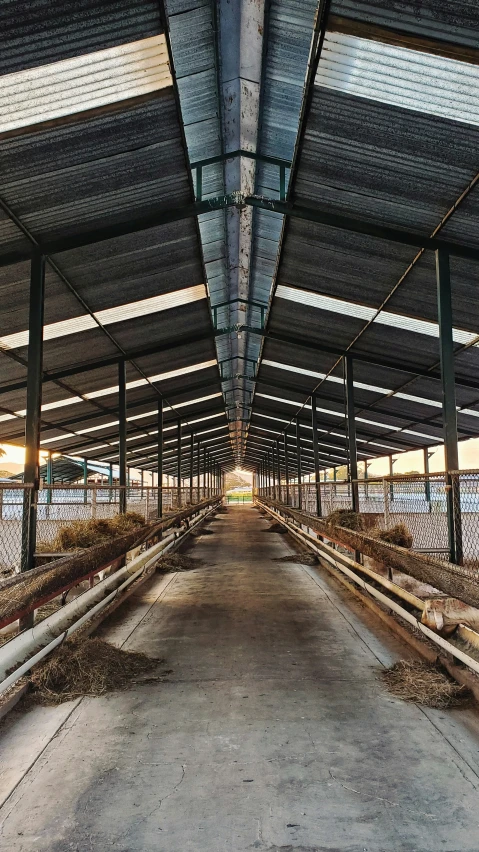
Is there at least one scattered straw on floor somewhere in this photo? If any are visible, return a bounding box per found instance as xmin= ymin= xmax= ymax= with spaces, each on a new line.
xmin=190 ymin=527 xmax=214 ymax=537
xmin=379 ymin=660 xmax=471 ymax=708
xmin=156 ymin=553 xmax=204 ymax=573
xmin=263 ymin=523 xmax=288 ymax=534
xmin=27 ymin=638 xmax=162 ymax=704
xmin=273 ymin=553 xmax=318 ymax=566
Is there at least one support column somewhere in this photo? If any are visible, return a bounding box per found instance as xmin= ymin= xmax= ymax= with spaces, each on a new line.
xmin=344 ymin=354 xmax=359 ymax=513
xmin=82 ymin=457 xmax=88 ymax=504
xmin=177 ymin=420 xmax=182 ymax=507
xmin=424 ymin=447 xmax=432 ymax=513
xmin=189 ymin=433 xmax=194 ymax=504
xmin=46 ymin=451 xmax=53 ymax=506
xmin=21 ymin=252 xmax=45 ymax=595
xmin=296 ymin=418 xmax=302 ymax=510
xmin=436 ymin=249 xmax=463 ymax=564
xmin=311 ymin=392 xmax=322 ymax=517
xmin=157 ymin=399 xmax=163 ymax=518
xmin=276 ymin=438 xmax=281 ymax=502
xmin=118 ymin=361 xmax=127 ymax=514
xmin=203 ymin=446 xmax=207 ymax=498
xmin=197 ymin=438 xmax=201 ymax=499
xmin=284 ymin=431 xmax=290 ymax=505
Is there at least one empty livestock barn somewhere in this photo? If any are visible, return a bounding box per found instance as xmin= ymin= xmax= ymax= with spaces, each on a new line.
xmin=1 ymin=1 xmax=479 ymax=850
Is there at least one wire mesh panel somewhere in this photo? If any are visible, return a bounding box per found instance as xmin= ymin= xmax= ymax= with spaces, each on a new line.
xmin=452 ymin=472 xmax=479 ymax=569
xmin=0 ymin=485 xmax=31 ymax=575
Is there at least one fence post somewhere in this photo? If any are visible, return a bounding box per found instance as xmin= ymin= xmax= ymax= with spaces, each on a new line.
xmin=344 ymin=354 xmax=359 ymax=513
xmin=436 ymin=248 xmax=463 ymax=564
xmin=118 ymin=361 xmax=127 ymax=515
xmin=145 ymin=488 xmax=149 ymax=522
xmin=91 ymin=486 xmax=97 ymax=519
xmin=383 ymin=478 xmax=390 ymax=529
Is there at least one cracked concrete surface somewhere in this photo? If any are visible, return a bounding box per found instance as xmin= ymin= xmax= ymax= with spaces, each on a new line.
xmin=1 ymin=506 xmax=479 ymax=851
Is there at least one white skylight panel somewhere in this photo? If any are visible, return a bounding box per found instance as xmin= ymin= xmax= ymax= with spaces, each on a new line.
xmin=0 ymin=35 xmax=172 ymax=133
xmin=276 ymin=285 xmax=376 ymax=321
xmin=276 ymin=284 xmax=478 ymax=346
xmin=0 ymin=285 xmax=206 ymax=351
xmin=317 ymin=33 xmax=479 ymax=126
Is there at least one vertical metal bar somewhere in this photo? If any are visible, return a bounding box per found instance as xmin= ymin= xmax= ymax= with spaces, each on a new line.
xmin=197 ymin=438 xmax=201 ymax=500
xmin=284 ymin=430 xmax=290 ymax=505
xmin=436 ymin=248 xmax=463 ymax=564
xmin=311 ymin=393 xmax=322 ymax=517
xmin=203 ymin=446 xmax=207 ymax=498
xmin=296 ymin=418 xmax=302 ymax=510
xmin=46 ymin=451 xmax=52 ymax=505
xmin=118 ymin=361 xmax=127 ymax=514
xmin=279 ymin=165 xmax=286 ymax=201
xmin=423 ymin=447 xmax=432 ymax=512
xmin=21 ymin=252 xmax=45 ymax=596
xmin=196 ymin=165 xmax=203 ymax=201
xmin=190 ymin=433 xmax=194 ymax=504
xmin=177 ymin=420 xmax=182 ymax=507
xmin=389 ymin=454 xmax=395 ymax=502
xmin=276 ymin=438 xmax=281 ymax=501
xmin=83 ymin=457 xmax=88 ymax=504
xmin=157 ymin=399 xmax=163 ymax=518
xmin=344 ymin=354 xmax=359 ymax=513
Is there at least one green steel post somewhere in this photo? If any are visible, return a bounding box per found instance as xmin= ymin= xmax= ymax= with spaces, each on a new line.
xmin=21 ymin=252 xmax=45 ymax=595
xmin=177 ymin=420 xmax=182 ymax=507
xmin=118 ymin=361 xmax=127 ymax=514
xmin=284 ymin=430 xmax=289 ymax=505
xmin=83 ymin=457 xmax=88 ymax=504
xmin=344 ymin=354 xmax=359 ymax=513
xmin=296 ymin=418 xmax=302 ymax=510
xmin=159 ymin=399 xmax=163 ymax=518
xmin=311 ymin=392 xmax=322 ymax=517
xmin=436 ymin=249 xmax=463 ymax=564
xmin=424 ymin=447 xmax=432 ymax=512
xmin=46 ymin=451 xmax=53 ymax=505
xmin=190 ymin=433 xmax=194 ymax=504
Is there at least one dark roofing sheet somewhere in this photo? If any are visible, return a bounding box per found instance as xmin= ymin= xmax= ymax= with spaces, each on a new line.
xmin=330 ymin=0 xmax=479 ymax=48
xmin=0 ymin=0 xmax=162 ymax=74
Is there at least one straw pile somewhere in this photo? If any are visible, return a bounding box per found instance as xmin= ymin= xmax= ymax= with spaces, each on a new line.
xmin=326 ymin=509 xmax=365 ymax=531
xmin=264 ymin=522 xmax=288 ymax=534
xmin=373 ymin=523 xmax=413 ymax=549
xmin=273 ymin=553 xmax=318 ymax=566
xmin=38 ymin=512 xmax=145 ymax=553
xmin=27 ymin=638 xmax=161 ymax=704
xmin=379 ymin=660 xmax=471 ymax=708
xmin=156 ymin=553 xmax=204 ymax=573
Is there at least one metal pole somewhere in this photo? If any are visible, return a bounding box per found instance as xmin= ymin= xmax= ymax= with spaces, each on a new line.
xmin=118 ymin=361 xmax=127 ymax=514
xmin=177 ymin=420 xmax=182 ymax=507
xmin=389 ymin=454 xmax=395 ymax=502
xmin=203 ymin=446 xmax=207 ymax=498
xmin=157 ymin=399 xmax=163 ymax=518
xmin=190 ymin=433 xmax=194 ymax=504
xmin=424 ymin=447 xmax=432 ymax=512
xmin=276 ymin=438 xmax=282 ymax=502
xmin=296 ymin=418 xmax=302 ymax=510
xmin=284 ymin=431 xmax=290 ymax=505
xmin=197 ymin=438 xmax=201 ymax=500
xmin=436 ymin=248 xmax=463 ymax=564
xmin=311 ymin=392 xmax=322 ymax=517
xmin=344 ymin=354 xmax=359 ymax=513
xmin=21 ymin=252 xmax=45 ymax=597
xmin=83 ymin=457 xmax=88 ymax=504
xmin=46 ymin=451 xmax=53 ymax=505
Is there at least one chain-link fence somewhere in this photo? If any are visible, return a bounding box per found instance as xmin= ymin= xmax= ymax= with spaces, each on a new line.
xmin=0 ymin=483 xmax=221 ymax=575
xmin=258 ymin=471 xmax=479 ymax=568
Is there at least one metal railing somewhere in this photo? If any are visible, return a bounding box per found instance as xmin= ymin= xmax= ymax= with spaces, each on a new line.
xmin=0 ymin=484 xmax=222 ymax=575
xmin=256 ymin=470 xmax=479 ymax=568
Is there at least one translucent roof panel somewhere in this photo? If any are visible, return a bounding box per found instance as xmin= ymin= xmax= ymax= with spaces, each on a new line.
xmin=316 ymin=32 xmax=479 ymax=126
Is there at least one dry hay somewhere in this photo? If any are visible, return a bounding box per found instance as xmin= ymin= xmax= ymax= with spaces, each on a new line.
xmin=326 ymin=509 xmax=365 ymax=532
xmin=273 ymin=552 xmax=318 ymax=566
xmin=39 ymin=512 xmax=145 ymax=553
xmin=156 ymin=553 xmax=204 ymax=573
xmin=215 ymin=505 xmax=229 ymax=514
xmin=379 ymin=660 xmax=471 ymax=709
xmin=373 ymin=523 xmax=413 ymax=549
xmin=263 ymin=522 xmax=288 ymax=534
xmin=190 ymin=526 xmax=214 ymax=537
xmin=27 ymin=637 xmax=161 ymax=704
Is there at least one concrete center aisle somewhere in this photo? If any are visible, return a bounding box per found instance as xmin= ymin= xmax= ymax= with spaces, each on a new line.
xmin=2 ymin=506 xmax=479 ymax=851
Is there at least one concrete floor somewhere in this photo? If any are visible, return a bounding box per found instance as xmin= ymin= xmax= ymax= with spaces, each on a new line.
xmin=1 ymin=505 xmax=479 ymax=851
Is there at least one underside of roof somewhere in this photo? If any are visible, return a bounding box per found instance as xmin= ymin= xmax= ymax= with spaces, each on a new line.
xmin=0 ymin=1 xmax=478 ymax=478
